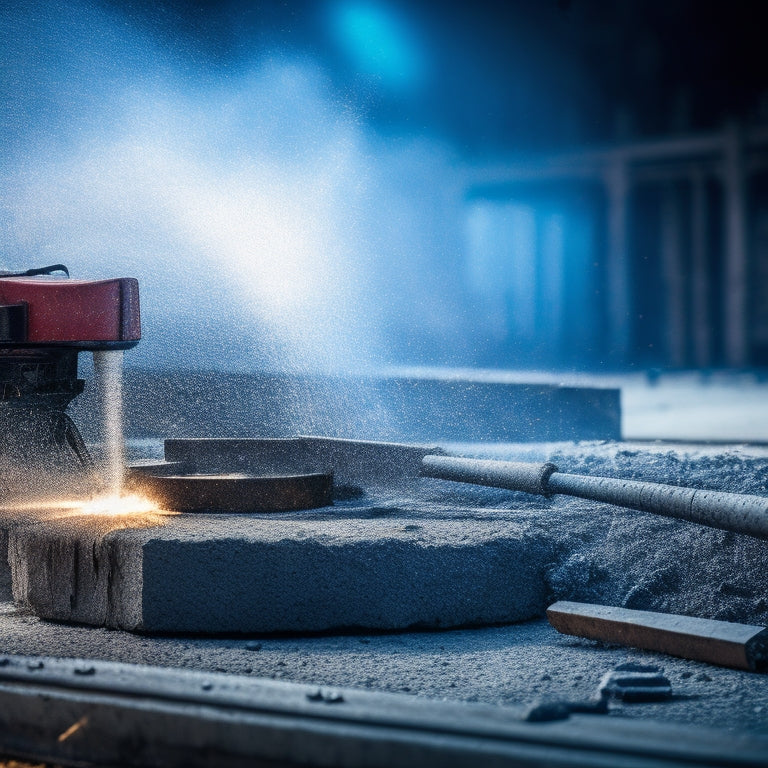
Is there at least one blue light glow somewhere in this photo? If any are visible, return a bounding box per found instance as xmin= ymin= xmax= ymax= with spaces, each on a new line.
xmin=329 ymin=1 xmax=426 ymax=91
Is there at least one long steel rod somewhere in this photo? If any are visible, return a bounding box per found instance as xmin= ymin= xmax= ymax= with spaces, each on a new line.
xmin=421 ymin=455 xmax=768 ymax=540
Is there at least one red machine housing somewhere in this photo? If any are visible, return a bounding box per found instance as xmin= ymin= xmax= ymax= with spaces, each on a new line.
xmin=0 ymin=277 xmax=140 ymax=349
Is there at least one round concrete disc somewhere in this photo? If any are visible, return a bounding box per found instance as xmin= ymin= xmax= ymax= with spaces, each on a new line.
xmin=130 ymin=472 xmax=333 ymax=513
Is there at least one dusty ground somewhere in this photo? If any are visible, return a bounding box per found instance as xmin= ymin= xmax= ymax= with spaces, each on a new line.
xmin=2 ymin=371 xmax=768 ymax=747
xmin=1 ymin=599 xmax=767 ymax=736
xmin=2 ymin=437 xmax=768 ymax=739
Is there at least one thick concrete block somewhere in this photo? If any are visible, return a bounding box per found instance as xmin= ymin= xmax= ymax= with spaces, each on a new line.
xmin=70 ymin=369 xmax=621 ymax=443
xmin=9 ymin=512 xmax=554 ymax=633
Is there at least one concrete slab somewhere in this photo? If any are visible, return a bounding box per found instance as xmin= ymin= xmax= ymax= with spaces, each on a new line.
xmin=69 ymin=368 xmax=622 ymax=443
xmin=9 ymin=511 xmax=554 ymax=633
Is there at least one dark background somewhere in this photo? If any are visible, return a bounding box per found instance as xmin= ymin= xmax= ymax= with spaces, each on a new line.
xmin=98 ymin=0 xmax=768 ymax=153
xmin=3 ymin=0 xmax=767 ymax=372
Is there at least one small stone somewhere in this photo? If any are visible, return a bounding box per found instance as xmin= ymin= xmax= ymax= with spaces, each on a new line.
xmin=696 ymin=673 xmax=712 ymax=682
xmin=615 ymin=662 xmax=661 ymax=673
xmin=306 ymin=689 xmax=344 ymax=704
xmin=680 ymin=671 xmax=693 ymax=679
xmin=245 ymin=641 xmax=262 ymax=651
xmin=524 ymin=701 xmax=571 ymax=722
xmin=541 ymin=674 xmax=552 ymax=681
xmin=598 ymin=666 xmax=671 ymax=702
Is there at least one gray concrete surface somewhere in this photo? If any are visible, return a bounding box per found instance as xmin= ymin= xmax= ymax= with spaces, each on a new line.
xmin=10 ymin=507 xmax=554 ymax=633
xmin=0 ymin=602 xmax=767 ymax=737
xmin=69 ymin=368 xmax=622 ymax=443
xmin=7 ymin=439 xmax=768 ymax=634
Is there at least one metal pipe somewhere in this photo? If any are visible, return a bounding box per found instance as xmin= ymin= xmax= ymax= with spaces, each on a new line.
xmin=421 ymin=455 xmax=768 ymax=540
xmin=421 ymin=455 xmax=557 ymax=496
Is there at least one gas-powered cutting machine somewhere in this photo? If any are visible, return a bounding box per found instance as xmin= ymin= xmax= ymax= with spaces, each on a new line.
xmin=0 ymin=265 xmax=140 ymax=499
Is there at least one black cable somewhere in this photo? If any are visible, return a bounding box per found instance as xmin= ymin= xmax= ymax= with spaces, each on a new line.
xmin=0 ymin=264 xmax=70 ymax=278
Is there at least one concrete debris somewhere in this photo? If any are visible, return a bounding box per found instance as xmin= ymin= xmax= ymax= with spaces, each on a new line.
xmin=523 ymin=698 xmax=608 ymax=722
xmin=598 ymin=664 xmax=672 ymax=703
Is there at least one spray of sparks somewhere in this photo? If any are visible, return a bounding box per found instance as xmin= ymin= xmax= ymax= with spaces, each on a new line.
xmin=1 ymin=492 xmax=172 ymax=519
xmin=77 ymin=492 xmax=161 ymax=516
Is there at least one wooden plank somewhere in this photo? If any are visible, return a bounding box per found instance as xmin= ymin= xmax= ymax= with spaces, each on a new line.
xmin=547 ymin=601 xmax=768 ymax=671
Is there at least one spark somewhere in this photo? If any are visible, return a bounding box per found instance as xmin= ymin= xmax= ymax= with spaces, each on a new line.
xmin=77 ymin=492 xmax=160 ymax=516
xmin=0 ymin=492 xmax=171 ymax=519
xmin=58 ymin=715 xmax=88 ymax=742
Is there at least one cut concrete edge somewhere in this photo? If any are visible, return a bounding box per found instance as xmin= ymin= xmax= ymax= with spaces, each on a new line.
xmin=9 ymin=518 xmax=146 ymax=629
xmin=0 ymin=528 xmax=10 ymax=600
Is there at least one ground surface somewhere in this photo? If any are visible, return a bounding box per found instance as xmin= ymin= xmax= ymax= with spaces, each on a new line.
xmin=3 ymin=371 xmax=768 ymax=748
xmin=1 ymin=600 xmax=767 ymax=736
xmin=3 ymin=437 xmax=768 ymax=738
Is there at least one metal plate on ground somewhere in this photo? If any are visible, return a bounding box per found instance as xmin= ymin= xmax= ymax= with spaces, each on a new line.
xmin=127 ymin=471 xmax=333 ymax=513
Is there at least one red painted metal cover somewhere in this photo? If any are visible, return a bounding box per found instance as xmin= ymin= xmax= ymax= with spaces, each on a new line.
xmin=0 ymin=277 xmax=140 ymax=346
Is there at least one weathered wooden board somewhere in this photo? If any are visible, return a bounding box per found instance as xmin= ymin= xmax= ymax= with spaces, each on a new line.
xmin=547 ymin=601 xmax=768 ymax=671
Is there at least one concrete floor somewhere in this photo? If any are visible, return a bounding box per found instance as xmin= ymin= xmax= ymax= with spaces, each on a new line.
xmin=1 ymin=600 xmax=766 ymax=737
xmin=5 ymin=370 xmax=768 ymax=751
xmin=2 ymin=437 xmax=768 ymax=744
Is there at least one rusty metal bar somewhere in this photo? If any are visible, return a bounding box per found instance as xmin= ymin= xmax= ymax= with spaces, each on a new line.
xmin=1 ymin=653 xmax=767 ymax=767
xmin=547 ymin=601 xmax=768 ymax=672
xmin=421 ymin=455 xmax=768 ymax=540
